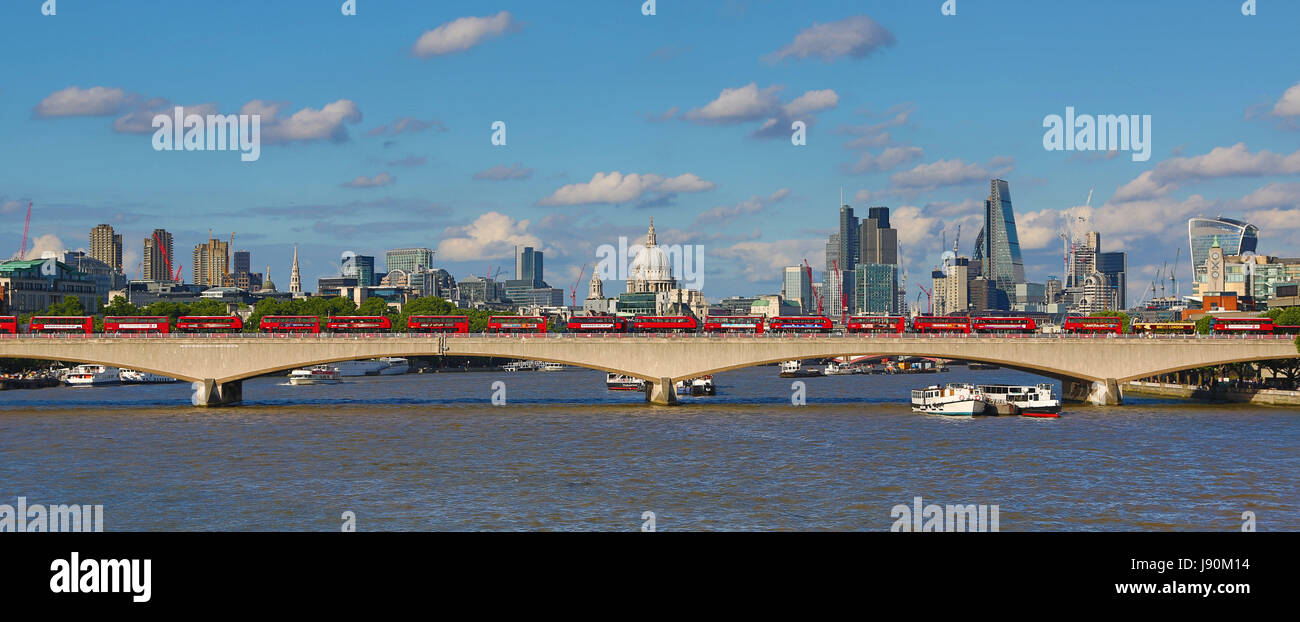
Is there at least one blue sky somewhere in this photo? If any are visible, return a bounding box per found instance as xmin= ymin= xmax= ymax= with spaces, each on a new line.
xmin=2 ymin=0 xmax=1299 ymax=304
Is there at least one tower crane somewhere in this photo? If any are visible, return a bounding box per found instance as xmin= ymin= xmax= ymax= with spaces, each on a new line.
xmin=917 ymin=283 xmax=933 ymax=315
xmin=16 ymin=202 xmax=32 ymax=260
xmin=570 ymin=263 xmax=587 ymax=307
xmin=803 ymin=258 xmax=824 ymax=316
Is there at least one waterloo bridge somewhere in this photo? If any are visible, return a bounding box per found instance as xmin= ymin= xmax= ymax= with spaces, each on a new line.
xmin=2 ymin=333 xmax=1297 ymax=407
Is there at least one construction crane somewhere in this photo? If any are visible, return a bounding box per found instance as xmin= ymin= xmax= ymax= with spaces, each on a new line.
xmin=153 ymin=230 xmax=180 ymax=283
xmin=16 ymin=202 xmax=32 ymax=260
xmin=917 ymin=283 xmax=933 ymax=315
xmin=570 ymin=263 xmax=587 ymax=307
xmin=803 ymin=259 xmax=823 ymax=315
xmin=224 ymin=232 xmax=235 ymax=286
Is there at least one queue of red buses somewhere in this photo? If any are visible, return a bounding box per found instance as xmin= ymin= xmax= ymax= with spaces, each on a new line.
xmin=488 ymin=316 xmax=549 ymax=334
xmin=0 ymin=316 xmax=19 ymax=335
xmin=1132 ymin=322 xmax=1196 ymax=335
xmin=847 ymin=316 xmax=906 ymax=334
xmin=326 ymin=316 xmax=392 ymax=332
xmin=176 ymin=316 xmax=244 ymax=332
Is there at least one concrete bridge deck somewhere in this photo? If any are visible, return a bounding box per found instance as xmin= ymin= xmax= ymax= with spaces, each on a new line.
xmin=1 ymin=333 xmax=1296 ymax=406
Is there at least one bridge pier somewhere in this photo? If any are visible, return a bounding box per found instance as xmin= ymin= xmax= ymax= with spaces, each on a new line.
xmin=645 ymin=377 xmax=679 ymax=406
xmin=193 ymin=379 xmax=243 ymax=407
xmin=1062 ymin=378 xmax=1122 ymax=406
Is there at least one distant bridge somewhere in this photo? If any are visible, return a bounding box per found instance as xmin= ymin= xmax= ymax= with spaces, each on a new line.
xmin=1 ymin=334 xmax=1296 ymax=406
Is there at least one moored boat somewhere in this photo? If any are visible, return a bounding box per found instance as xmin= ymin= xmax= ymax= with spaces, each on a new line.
xmin=606 ymin=373 xmax=645 ymax=391
xmin=779 ymin=360 xmax=821 ymax=378
xmin=333 ymin=359 xmax=388 ymax=377
xmin=378 ymin=357 xmax=409 ymax=375
xmin=64 ymin=365 xmax=121 ymax=386
xmin=120 ymin=369 xmax=179 ymax=384
xmin=910 ymin=383 xmax=989 ymax=416
xmin=977 ymin=383 xmax=1061 ymax=417
xmin=289 ymin=365 xmax=342 ymax=385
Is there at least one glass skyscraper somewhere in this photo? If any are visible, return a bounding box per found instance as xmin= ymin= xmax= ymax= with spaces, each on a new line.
xmin=854 ymin=264 xmax=899 ymax=314
xmin=782 ymin=266 xmax=812 ymax=313
xmin=1188 ymin=217 xmax=1258 ymax=279
xmin=385 ymin=248 xmax=435 ymax=274
xmin=978 ymin=179 xmax=1026 ymax=304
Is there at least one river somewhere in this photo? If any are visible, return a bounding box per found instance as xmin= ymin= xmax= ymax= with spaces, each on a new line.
xmin=1 ymin=365 xmax=1295 ymax=531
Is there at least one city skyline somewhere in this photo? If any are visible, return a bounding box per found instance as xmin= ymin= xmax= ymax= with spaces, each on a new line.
xmin=3 ymin=1 xmax=1300 ymax=304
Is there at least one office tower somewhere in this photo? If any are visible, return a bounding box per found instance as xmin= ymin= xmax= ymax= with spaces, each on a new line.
xmin=782 ymin=266 xmax=813 ymax=313
xmin=289 ymin=245 xmax=302 ymax=294
xmin=515 ymin=245 xmax=544 ymax=288
xmin=143 ymin=229 xmax=174 ymax=282
xmin=89 ymin=224 xmax=123 ymax=273
xmin=859 ymin=207 xmax=898 ymax=266
xmin=824 ymin=234 xmax=843 ymax=318
xmin=233 ymin=250 xmax=251 ymax=275
xmin=933 ymin=258 xmax=970 ymax=315
xmin=192 ymin=236 xmax=230 ymax=287
xmin=1188 ymin=217 xmax=1258 ymax=280
xmin=342 ymin=254 xmax=376 ymax=286
xmin=385 ymin=248 xmax=435 ymax=274
xmin=854 ymin=264 xmax=898 ymax=314
xmin=976 ymin=179 xmax=1026 ymax=308
xmin=1096 ymin=251 xmax=1127 ymax=309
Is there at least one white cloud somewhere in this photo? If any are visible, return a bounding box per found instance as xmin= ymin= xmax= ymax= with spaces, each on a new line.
xmin=783 ymin=89 xmax=839 ymax=117
xmin=1113 ymin=143 xmax=1300 ymax=202
xmin=1272 ymin=81 xmax=1300 ymax=117
xmin=683 ymin=83 xmax=783 ymax=124
xmin=694 ymin=189 xmax=791 ymax=225
xmin=251 ymin=99 xmax=363 ymax=144
xmin=34 ymin=86 xmax=132 ymax=117
xmin=412 ymin=11 xmax=517 ymax=58
xmin=437 ymin=212 xmax=541 ymax=261
xmin=712 ymin=239 xmax=826 ymax=282
xmin=1245 ymin=207 xmax=1300 ymax=231
xmin=538 ymin=171 xmax=716 ymax=206
xmin=473 ymin=163 xmax=534 ymax=181
xmin=1237 ymin=182 xmax=1300 ymax=210
xmin=890 ymin=157 xmax=1012 ymax=192
xmin=112 ymin=102 xmax=219 ymax=134
xmin=341 ymin=172 xmax=395 ymax=188
xmin=17 ymin=233 xmax=65 ymax=260
xmin=845 ymin=146 xmax=923 ymax=174
xmin=765 ymin=15 xmax=895 ymax=63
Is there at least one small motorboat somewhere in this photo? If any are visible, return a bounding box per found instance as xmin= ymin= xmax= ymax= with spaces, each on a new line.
xmin=289 ymin=365 xmax=342 ymax=385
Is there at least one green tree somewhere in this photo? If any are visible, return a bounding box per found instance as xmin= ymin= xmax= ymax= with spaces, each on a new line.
xmin=1195 ymin=315 xmax=1214 ymax=334
xmin=1273 ymin=306 xmax=1300 ymax=328
xmin=355 ymin=297 xmax=391 ymax=317
xmin=102 ymin=296 xmax=143 ymax=317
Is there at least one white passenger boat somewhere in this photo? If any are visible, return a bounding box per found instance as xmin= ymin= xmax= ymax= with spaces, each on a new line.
xmin=120 ymin=369 xmax=179 ymax=384
xmin=64 ymin=364 xmax=121 ymax=386
xmin=822 ymin=361 xmax=855 ymax=376
xmin=538 ymin=362 xmax=570 ymax=371
xmin=779 ymin=360 xmax=821 ymax=378
xmin=333 ymin=360 xmax=388 ymax=377
xmin=289 ymin=365 xmax=342 ymax=385
xmin=377 ymin=357 xmax=409 ymax=375
xmin=502 ymin=361 xmax=540 ymax=372
xmin=691 ymin=375 xmax=716 ymax=396
xmin=976 ymin=383 xmax=1062 ymax=417
xmin=606 ymin=373 xmax=645 ymax=391
xmin=910 ymin=383 xmax=989 ymax=416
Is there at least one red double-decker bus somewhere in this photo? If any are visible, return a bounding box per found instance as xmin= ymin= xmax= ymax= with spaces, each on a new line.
xmin=971 ymin=316 xmax=1037 ymax=333
xmin=846 ymin=315 xmax=905 ymax=334
xmin=29 ymin=316 xmax=94 ymax=335
xmin=1063 ymin=316 xmax=1122 ymax=335
xmin=408 ymin=315 xmax=469 ymax=333
xmin=567 ymin=316 xmax=629 ymax=333
xmin=767 ymin=316 xmax=833 ymax=333
xmin=104 ymin=316 xmax=171 ymax=334
xmin=0 ymin=316 xmax=17 ymax=335
xmin=632 ymin=316 xmax=699 ymax=333
xmin=912 ymin=316 xmax=971 ymax=334
xmin=176 ymin=316 xmax=244 ymax=332
xmin=260 ymin=316 xmax=321 ymax=334
xmin=1212 ymin=317 xmax=1274 ymax=334
xmin=327 ymin=316 xmax=392 ymax=332
xmin=488 ymin=316 xmax=548 ymax=333
xmin=702 ymin=316 xmax=765 ymax=334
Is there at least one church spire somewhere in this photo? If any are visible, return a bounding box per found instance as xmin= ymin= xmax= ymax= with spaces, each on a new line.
xmin=647 ymin=217 xmax=657 ymax=246
xmin=289 ymin=244 xmax=302 ymax=294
